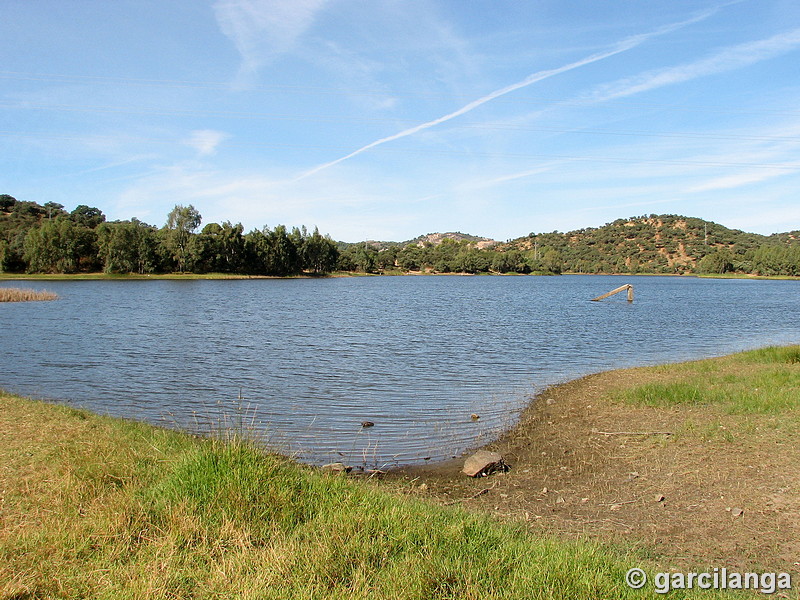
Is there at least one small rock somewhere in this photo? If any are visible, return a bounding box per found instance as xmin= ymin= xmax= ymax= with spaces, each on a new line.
xmin=462 ymin=450 xmax=509 ymax=477
xmin=655 ymin=494 xmax=666 ymax=503
xmin=541 ymin=487 xmax=548 ymax=494
xmin=556 ymin=496 xmax=565 ymax=504
xmin=321 ymin=462 xmax=352 ymax=474
xmin=731 ymin=507 xmax=744 ymax=517
xmin=545 ymin=398 xmax=556 ymax=406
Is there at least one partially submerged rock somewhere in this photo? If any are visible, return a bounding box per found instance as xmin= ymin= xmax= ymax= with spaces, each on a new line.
xmin=462 ymin=450 xmax=509 ymax=478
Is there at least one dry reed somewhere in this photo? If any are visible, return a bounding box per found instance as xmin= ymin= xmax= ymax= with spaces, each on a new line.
xmin=0 ymin=287 xmax=59 ymax=302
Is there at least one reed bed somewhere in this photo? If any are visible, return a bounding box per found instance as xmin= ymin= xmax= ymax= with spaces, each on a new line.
xmin=0 ymin=287 xmax=59 ymax=302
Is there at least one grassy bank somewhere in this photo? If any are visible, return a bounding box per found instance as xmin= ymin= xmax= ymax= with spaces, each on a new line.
xmin=0 ymin=394 xmax=649 ymax=599
xmin=3 ymin=348 xmax=799 ymax=598
xmin=618 ymin=345 xmax=800 ymax=414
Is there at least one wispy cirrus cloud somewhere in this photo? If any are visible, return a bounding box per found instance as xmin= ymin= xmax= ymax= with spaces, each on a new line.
xmin=214 ymin=0 xmax=328 ymax=88
xmin=184 ymin=129 xmax=229 ymax=157
xmin=591 ymin=26 xmax=800 ymax=101
xmin=292 ymin=9 xmax=717 ymax=181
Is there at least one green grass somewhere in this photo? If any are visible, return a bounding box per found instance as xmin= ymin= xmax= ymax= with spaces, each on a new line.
xmin=1 ymin=393 xmax=742 ymax=599
xmin=619 ymin=345 xmax=800 ymax=415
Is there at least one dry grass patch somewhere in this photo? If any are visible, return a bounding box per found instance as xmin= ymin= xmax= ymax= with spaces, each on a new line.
xmin=0 ymin=287 xmax=58 ymax=302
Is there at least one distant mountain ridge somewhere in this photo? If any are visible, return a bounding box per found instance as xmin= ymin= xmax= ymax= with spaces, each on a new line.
xmin=349 ymin=231 xmax=497 ymax=252
xmin=405 ymin=231 xmax=497 ymax=249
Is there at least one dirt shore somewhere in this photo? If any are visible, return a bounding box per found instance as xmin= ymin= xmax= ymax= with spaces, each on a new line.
xmin=385 ymin=363 xmax=800 ymax=574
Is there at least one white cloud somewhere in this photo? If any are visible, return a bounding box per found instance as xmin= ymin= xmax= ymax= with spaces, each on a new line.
xmin=591 ymin=27 xmax=800 ymax=101
xmin=687 ymin=167 xmax=795 ymax=193
xmin=184 ymin=130 xmax=229 ymax=157
xmin=214 ymin=0 xmax=328 ymax=87
xmin=292 ymin=9 xmax=717 ymax=181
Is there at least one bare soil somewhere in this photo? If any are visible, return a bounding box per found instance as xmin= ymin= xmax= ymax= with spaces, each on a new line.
xmin=385 ymin=365 xmax=800 ymax=575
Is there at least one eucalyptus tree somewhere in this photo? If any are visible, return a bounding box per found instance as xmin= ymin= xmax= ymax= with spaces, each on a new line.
xmin=301 ymin=226 xmax=339 ymax=274
xmin=194 ymin=221 xmax=246 ymax=273
xmin=244 ymin=225 xmax=301 ymax=276
xmin=164 ymin=204 xmax=201 ymax=273
xmin=23 ymin=218 xmax=96 ymax=273
xmin=96 ymin=219 xmax=159 ymax=274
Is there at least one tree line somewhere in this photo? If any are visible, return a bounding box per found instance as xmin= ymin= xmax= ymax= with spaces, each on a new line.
xmin=2 ymin=197 xmax=799 ymax=277
xmin=0 ymin=196 xmax=338 ymax=275
xmin=336 ymin=238 xmax=563 ymax=275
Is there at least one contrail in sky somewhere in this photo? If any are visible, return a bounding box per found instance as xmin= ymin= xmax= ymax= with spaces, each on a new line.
xmin=292 ymin=9 xmax=717 ymax=182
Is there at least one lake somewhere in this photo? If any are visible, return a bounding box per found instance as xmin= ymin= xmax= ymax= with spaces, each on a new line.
xmin=2 ymin=274 xmax=799 ymax=468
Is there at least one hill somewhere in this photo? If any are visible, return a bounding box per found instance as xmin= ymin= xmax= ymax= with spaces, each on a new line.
xmin=336 ymin=214 xmax=800 ymax=276
xmin=503 ymin=214 xmax=793 ymax=275
xmin=406 ymin=231 xmax=498 ymax=250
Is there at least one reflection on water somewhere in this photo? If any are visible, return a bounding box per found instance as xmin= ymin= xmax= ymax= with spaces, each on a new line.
xmin=2 ymin=275 xmax=799 ymax=467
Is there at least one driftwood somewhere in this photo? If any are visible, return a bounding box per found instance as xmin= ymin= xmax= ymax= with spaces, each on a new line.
xmin=591 ymin=284 xmax=633 ymax=302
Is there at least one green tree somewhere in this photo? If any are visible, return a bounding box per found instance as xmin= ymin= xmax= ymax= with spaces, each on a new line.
xmin=541 ymin=248 xmax=563 ymax=274
xmin=396 ymin=245 xmax=422 ymax=271
xmin=697 ymin=248 xmax=734 ymax=274
xmin=96 ymin=219 xmax=159 ymax=274
xmin=301 ymin=226 xmax=339 ymax=274
xmin=352 ymin=242 xmax=378 ymax=273
xmin=70 ymin=205 xmax=106 ymax=228
xmin=43 ymin=202 xmax=67 ymax=220
xmin=194 ymin=221 xmax=246 ymax=273
xmin=164 ymin=204 xmax=201 ymax=273
xmin=244 ymin=225 xmax=301 ymax=276
xmin=0 ymin=194 xmax=16 ymax=211
xmin=23 ymin=218 xmax=96 ymax=273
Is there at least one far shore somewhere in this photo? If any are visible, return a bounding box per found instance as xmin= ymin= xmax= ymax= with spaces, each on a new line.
xmin=1 ymin=270 xmax=798 ymax=281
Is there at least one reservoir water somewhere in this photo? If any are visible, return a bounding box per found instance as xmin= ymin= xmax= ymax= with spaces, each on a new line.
xmin=2 ymin=274 xmax=799 ymax=467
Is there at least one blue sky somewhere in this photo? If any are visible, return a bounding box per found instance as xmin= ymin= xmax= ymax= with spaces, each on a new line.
xmin=3 ymin=0 xmax=800 ymax=242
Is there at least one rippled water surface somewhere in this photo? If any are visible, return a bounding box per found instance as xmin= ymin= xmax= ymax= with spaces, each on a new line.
xmin=3 ymin=275 xmax=799 ymax=466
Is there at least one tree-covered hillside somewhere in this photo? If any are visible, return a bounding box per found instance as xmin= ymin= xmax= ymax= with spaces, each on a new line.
xmin=504 ymin=214 xmax=800 ymax=276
